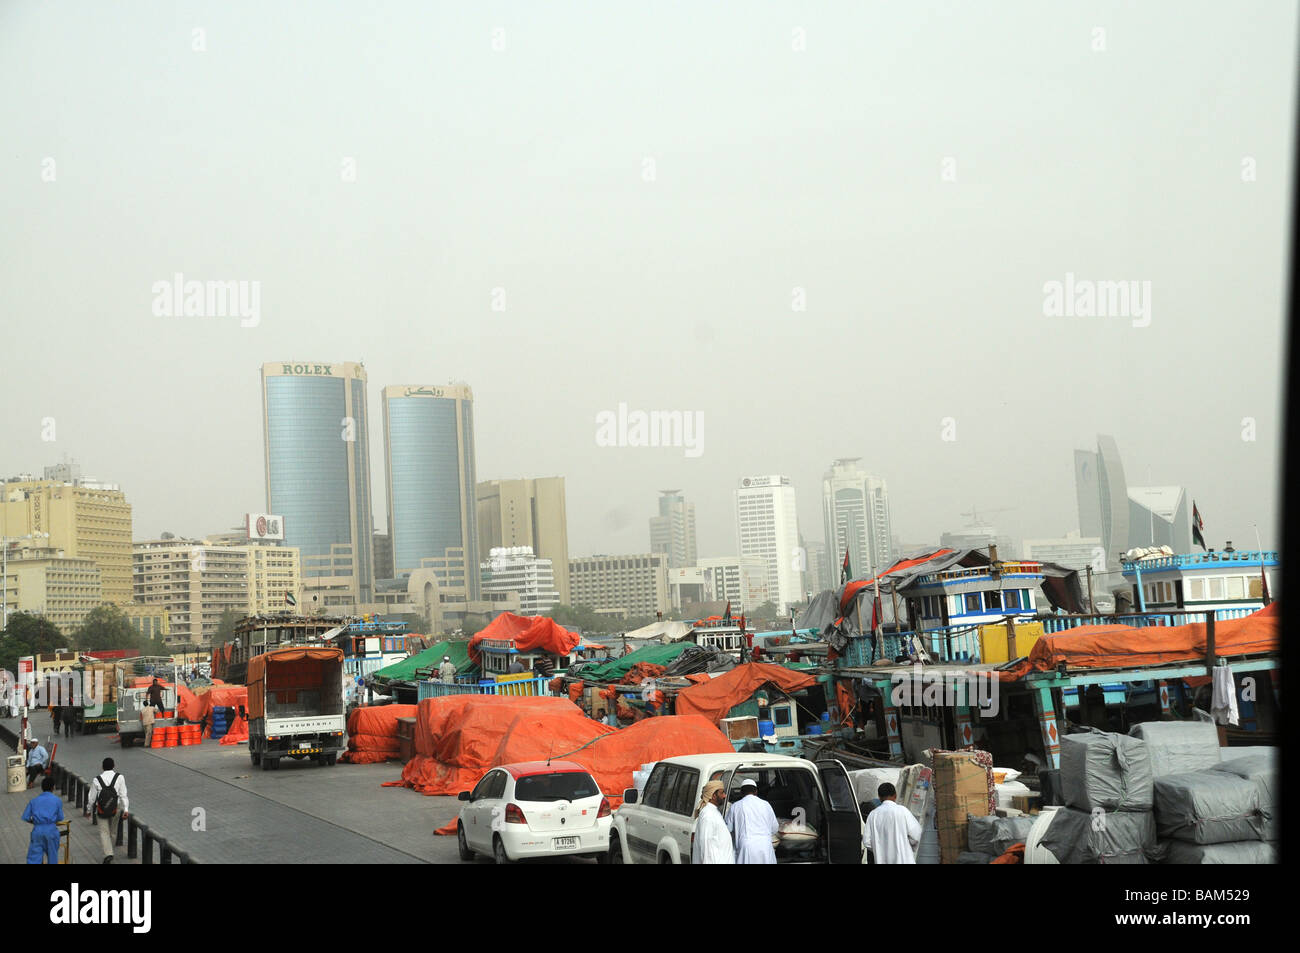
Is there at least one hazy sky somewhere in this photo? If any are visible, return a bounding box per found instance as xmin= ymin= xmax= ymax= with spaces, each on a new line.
xmin=2 ymin=1 xmax=1294 ymax=563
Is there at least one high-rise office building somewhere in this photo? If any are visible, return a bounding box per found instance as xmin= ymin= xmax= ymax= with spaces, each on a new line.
xmin=383 ymin=384 xmax=480 ymax=601
xmin=734 ymin=475 xmax=802 ymax=612
xmin=649 ymin=490 xmax=697 ymax=569
xmin=1074 ymin=435 xmax=1130 ymax=569
xmin=568 ymin=553 xmax=670 ymax=620
xmin=372 ymin=532 xmax=394 ymax=583
xmin=802 ymin=538 xmax=829 ymax=596
xmin=477 ymin=478 xmax=570 ymax=605
xmin=697 ymin=556 xmax=770 ymax=609
xmin=261 ymin=361 xmax=375 ymax=609
xmin=133 ymin=539 xmax=252 ymax=645
xmin=822 ymin=459 xmax=893 ymax=580
xmin=1127 ymin=487 xmax=1193 ymax=554
xmin=480 ymin=546 xmax=559 ymax=616
xmin=1 ymin=468 xmax=133 ymax=604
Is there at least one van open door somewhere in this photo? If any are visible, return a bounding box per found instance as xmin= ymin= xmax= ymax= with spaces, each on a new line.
xmin=815 ymin=759 xmax=865 ymax=864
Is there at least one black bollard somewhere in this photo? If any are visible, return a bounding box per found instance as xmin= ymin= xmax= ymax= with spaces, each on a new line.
xmin=116 ymin=814 xmax=125 ymax=847
xmin=160 ymin=842 xmax=172 ymax=864
xmin=127 ymin=817 xmax=138 ymax=859
xmin=141 ymin=827 xmax=154 ymax=864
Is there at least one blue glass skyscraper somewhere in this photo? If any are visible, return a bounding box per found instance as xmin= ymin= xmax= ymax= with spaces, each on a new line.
xmin=261 ymin=361 xmax=375 ymax=608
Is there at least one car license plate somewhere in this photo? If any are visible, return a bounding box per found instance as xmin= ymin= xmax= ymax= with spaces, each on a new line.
xmin=554 ymin=837 xmax=578 ymax=850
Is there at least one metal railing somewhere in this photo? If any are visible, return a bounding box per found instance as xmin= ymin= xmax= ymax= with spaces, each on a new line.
xmin=1120 ymin=551 xmax=1278 ymax=573
xmin=417 ymin=674 xmax=554 ymax=700
xmin=1040 ymin=607 xmax=1257 ymax=633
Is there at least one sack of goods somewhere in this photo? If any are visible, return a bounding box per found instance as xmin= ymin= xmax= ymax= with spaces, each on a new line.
xmin=1153 ymin=771 xmax=1266 ymax=846
xmin=1163 ymin=841 xmax=1277 ymax=864
xmin=1060 ymin=729 xmax=1153 ymax=813
xmin=967 ymin=814 xmax=1035 ymax=858
xmin=1128 ymin=721 xmax=1221 ymax=778
xmin=1211 ymin=753 xmax=1278 ymax=842
xmin=1037 ymin=807 xmax=1158 ymax=864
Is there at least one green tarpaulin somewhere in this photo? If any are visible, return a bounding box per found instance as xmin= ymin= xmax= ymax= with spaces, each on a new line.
xmin=574 ymin=641 xmax=691 ymax=682
xmin=371 ymin=640 xmax=472 ymax=684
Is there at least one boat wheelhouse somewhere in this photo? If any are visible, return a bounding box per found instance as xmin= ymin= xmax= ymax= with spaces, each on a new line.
xmin=1121 ymin=548 xmax=1278 ymax=615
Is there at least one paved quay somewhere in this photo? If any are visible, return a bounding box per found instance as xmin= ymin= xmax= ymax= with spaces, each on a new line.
xmin=4 ymin=711 xmax=593 ymax=864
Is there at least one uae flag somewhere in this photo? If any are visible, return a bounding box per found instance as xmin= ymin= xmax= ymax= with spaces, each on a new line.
xmin=285 ymin=591 xmax=297 ymax=607
xmin=723 ymin=601 xmax=732 ymax=623
xmin=1192 ymin=503 xmax=1207 ymax=551
xmin=841 ymin=549 xmax=852 ymax=585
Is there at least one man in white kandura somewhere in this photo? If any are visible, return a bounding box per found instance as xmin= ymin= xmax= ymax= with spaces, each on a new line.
xmin=863 ymin=781 xmax=922 ymax=864
xmin=692 ymin=780 xmax=735 ymax=864
xmin=726 ymin=777 xmax=779 ymax=864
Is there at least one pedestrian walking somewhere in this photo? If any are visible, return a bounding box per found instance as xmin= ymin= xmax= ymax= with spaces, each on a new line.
xmin=862 ymin=782 xmax=921 ymax=864
xmin=726 ymin=777 xmax=780 ymax=863
xmin=51 ymin=705 xmax=62 ymax=736
xmin=89 ymin=757 xmax=129 ymax=864
xmin=22 ymin=776 xmax=65 ymax=864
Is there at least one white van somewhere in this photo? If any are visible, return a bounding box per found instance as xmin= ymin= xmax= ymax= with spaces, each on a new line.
xmin=609 ymin=752 xmax=863 ymax=864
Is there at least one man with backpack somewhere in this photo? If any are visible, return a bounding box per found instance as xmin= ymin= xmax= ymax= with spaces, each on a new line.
xmin=89 ymin=757 xmax=129 ymax=864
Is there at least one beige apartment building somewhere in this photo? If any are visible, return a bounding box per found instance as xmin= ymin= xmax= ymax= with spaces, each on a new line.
xmin=2 ymin=475 xmax=133 ymax=603
xmin=1 ymin=545 xmax=103 ymax=633
xmin=477 ymin=477 xmax=571 ymax=605
xmin=133 ymin=538 xmax=303 ymax=644
xmin=568 ymin=553 xmax=670 ymax=621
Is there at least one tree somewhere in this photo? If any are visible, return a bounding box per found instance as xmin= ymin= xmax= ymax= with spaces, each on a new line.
xmin=72 ymin=605 xmax=141 ymax=652
xmin=0 ymin=612 xmax=67 ymax=673
xmin=212 ymin=608 xmax=240 ymax=652
xmin=747 ymin=601 xmax=781 ymax=626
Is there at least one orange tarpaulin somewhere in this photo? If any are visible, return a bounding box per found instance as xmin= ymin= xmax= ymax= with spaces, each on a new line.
xmin=176 ymin=684 xmax=202 ymax=721
xmin=219 ymin=714 xmax=249 ymax=745
xmin=674 ymin=662 xmax=818 ymax=725
xmin=841 ymin=549 xmax=954 ymax=613
xmin=342 ymin=704 xmax=418 ymax=763
xmin=467 ymin=612 xmax=581 ymax=665
xmin=400 ymin=696 xmax=611 ymax=796
xmin=997 ymin=604 xmax=1280 ymax=682
xmin=426 ymin=713 xmax=733 ymax=832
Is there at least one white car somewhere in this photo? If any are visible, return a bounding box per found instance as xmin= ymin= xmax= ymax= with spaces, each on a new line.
xmin=609 ymin=752 xmax=864 ymax=864
xmin=456 ymin=761 xmax=612 ymax=864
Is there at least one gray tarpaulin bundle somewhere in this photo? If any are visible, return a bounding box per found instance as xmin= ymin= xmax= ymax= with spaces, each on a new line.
xmin=1212 ymin=753 xmax=1278 ymax=841
xmin=1060 ymin=729 xmax=1154 ymax=812
xmin=1163 ymin=841 xmax=1277 ymax=864
xmin=1127 ymin=721 xmax=1221 ymax=777
xmin=1152 ymin=771 xmax=1265 ymax=845
xmin=957 ymin=851 xmax=994 ymax=864
xmin=967 ymin=814 xmax=1035 ymax=857
xmin=1038 ymin=807 xmax=1159 ymax=864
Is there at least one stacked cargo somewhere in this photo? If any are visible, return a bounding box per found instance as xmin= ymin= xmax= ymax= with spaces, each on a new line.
xmin=1128 ymin=721 xmax=1277 ymax=863
xmin=1039 ymin=729 xmax=1158 ymax=863
xmin=931 ymin=750 xmax=994 ymax=865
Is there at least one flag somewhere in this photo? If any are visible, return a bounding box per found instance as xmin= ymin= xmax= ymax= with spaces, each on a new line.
xmin=723 ymin=601 xmax=731 ymax=622
xmin=841 ymin=549 xmax=851 ymax=585
xmin=285 ymin=591 xmax=297 ymax=607
xmin=1192 ymin=503 xmax=1206 ymax=551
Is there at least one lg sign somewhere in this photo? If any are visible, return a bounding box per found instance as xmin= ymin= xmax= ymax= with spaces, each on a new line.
xmin=246 ymin=513 xmax=285 ymax=540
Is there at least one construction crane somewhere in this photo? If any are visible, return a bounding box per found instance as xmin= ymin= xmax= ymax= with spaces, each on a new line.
xmin=960 ymin=506 xmax=1015 ymax=527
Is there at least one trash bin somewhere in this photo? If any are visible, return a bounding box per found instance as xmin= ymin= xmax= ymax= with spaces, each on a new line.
xmin=6 ymin=754 xmax=24 ymax=794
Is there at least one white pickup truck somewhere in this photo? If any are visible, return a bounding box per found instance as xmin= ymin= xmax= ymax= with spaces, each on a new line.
xmin=610 ymin=752 xmax=864 ymax=864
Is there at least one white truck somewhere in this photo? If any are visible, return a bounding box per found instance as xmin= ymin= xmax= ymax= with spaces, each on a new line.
xmin=246 ymin=646 xmax=346 ymax=770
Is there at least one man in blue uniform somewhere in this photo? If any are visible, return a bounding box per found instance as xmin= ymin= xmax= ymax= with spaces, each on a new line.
xmin=22 ymin=777 xmax=65 ymax=864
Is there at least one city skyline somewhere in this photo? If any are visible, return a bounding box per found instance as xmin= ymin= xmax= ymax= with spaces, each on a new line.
xmin=2 ymin=2 xmax=1290 ymax=569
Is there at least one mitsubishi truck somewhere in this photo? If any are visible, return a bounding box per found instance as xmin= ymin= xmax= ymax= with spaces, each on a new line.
xmin=247 ymin=646 xmax=346 ymax=770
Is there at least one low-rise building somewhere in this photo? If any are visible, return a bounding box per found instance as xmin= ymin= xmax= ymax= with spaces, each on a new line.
xmin=480 ymin=546 xmax=559 ymax=616
xmin=568 ymin=553 xmax=670 ymax=621
xmin=1 ymin=545 xmax=103 ymax=633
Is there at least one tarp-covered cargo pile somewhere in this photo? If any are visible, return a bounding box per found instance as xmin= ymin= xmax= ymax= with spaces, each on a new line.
xmin=1033 ymin=722 xmax=1277 ymax=864
xmin=342 ymin=704 xmax=419 ymax=764
xmin=370 ymin=640 xmax=472 ymax=688
xmin=997 ymin=603 xmax=1279 ymax=682
xmin=387 ymin=696 xmax=732 ymax=817
xmin=467 ymin=613 xmax=582 ymax=665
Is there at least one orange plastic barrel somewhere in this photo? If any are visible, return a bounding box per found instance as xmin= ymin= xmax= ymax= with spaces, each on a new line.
xmin=164 ymin=726 xmax=178 ymax=747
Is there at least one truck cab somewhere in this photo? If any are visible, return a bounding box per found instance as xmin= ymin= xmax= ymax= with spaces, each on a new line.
xmin=610 ymin=752 xmax=863 ymax=864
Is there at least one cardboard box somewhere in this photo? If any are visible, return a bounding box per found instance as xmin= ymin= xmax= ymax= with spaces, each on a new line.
xmin=933 ymin=752 xmax=993 ymax=865
xmin=720 ymin=716 xmax=759 ymax=741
